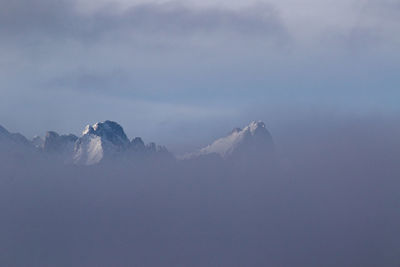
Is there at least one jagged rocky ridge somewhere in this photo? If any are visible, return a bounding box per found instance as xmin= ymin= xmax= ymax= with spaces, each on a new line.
xmin=73 ymin=121 xmax=170 ymax=165
xmin=0 ymin=120 xmax=275 ymax=166
xmin=0 ymin=125 xmax=31 ymax=146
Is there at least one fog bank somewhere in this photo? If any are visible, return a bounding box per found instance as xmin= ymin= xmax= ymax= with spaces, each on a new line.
xmin=0 ymin=116 xmax=399 ymax=266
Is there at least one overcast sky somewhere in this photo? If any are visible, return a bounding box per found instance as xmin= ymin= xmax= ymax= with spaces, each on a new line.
xmin=0 ymin=0 xmax=399 ymax=151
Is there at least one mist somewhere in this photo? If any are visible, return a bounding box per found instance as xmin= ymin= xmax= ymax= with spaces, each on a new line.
xmin=1 ymin=0 xmax=399 ymax=265
xmin=1 ymin=114 xmax=399 ymax=266
xmin=1 ymin=0 xmax=399 ymax=140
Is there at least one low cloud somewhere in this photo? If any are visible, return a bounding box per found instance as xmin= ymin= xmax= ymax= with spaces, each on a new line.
xmin=1 ymin=115 xmax=400 ymax=266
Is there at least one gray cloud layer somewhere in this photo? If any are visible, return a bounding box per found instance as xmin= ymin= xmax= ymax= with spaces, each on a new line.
xmin=0 ymin=0 xmax=288 ymax=43
xmin=1 ymin=116 xmax=400 ymax=266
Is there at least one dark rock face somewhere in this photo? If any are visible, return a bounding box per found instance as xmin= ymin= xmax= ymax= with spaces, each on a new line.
xmin=230 ymin=122 xmax=275 ymax=159
xmin=0 ymin=125 xmax=31 ymax=146
xmin=0 ymin=125 xmax=8 ymax=136
xmin=0 ymin=125 xmax=38 ymax=165
xmin=146 ymin=142 xmax=157 ymax=152
xmin=9 ymin=133 xmax=30 ymax=145
xmin=43 ymin=131 xmax=78 ymax=153
xmin=86 ymin=120 xmax=130 ymax=147
xmin=131 ymin=137 xmax=145 ymax=151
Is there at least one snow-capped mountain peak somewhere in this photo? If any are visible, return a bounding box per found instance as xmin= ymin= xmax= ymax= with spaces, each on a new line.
xmin=188 ymin=120 xmax=274 ymax=160
xmin=82 ymin=120 xmax=129 ymax=146
xmin=74 ymin=120 xmax=130 ymax=165
xmin=1 ymin=120 xmax=273 ymax=166
xmin=82 ymin=125 xmax=93 ymax=136
xmin=248 ymin=120 xmax=266 ymax=133
xmin=73 ymin=120 xmax=170 ymax=165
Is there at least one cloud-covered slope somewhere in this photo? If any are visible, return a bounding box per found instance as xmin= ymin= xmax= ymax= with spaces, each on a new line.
xmin=185 ymin=121 xmax=275 ymax=164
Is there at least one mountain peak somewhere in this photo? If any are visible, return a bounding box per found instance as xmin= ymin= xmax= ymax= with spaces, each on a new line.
xmin=188 ymin=120 xmax=274 ymax=159
xmin=248 ymin=120 xmax=266 ymax=133
xmin=0 ymin=124 xmax=30 ymax=145
xmin=75 ymin=120 xmax=172 ymax=165
xmin=82 ymin=125 xmax=94 ymax=136
xmin=75 ymin=120 xmax=131 ymax=165
xmin=230 ymin=121 xmax=266 ymax=136
xmin=131 ymin=137 xmax=145 ymax=151
xmin=81 ymin=120 xmax=129 ymax=146
xmin=43 ymin=131 xmax=77 ymax=155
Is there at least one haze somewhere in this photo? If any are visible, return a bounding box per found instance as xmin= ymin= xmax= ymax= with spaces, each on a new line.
xmin=0 ymin=0 xmax=400 ymax=266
